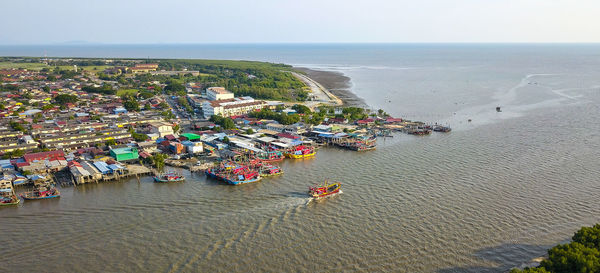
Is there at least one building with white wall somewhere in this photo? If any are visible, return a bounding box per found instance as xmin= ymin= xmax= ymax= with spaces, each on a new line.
xmin=203 ymin=97 xmax=267 ymax=118
xmin=206 ymin=87 xmax=234 ymax=101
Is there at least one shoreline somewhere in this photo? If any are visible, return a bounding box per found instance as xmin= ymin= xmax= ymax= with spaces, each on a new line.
xmin=294 ymin=67 xmax=367 ymax=108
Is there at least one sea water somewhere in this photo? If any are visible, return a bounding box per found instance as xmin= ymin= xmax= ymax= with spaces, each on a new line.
xmin=1 ymin=44 xmax=599 ymax=272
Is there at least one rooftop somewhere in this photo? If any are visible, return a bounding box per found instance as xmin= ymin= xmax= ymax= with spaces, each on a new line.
xmin=110 ymin=147 xmax=137 ymax=155
xmin=207 ymin=87 xmax=231 ymax=94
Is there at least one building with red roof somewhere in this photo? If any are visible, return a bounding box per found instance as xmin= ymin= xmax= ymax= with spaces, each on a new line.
xmin=23 ymin=150 xmax=65 ymax=163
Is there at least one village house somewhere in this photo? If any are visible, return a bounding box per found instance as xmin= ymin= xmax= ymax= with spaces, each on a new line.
xmin=148 ymin=121 xmax=174 ymax=138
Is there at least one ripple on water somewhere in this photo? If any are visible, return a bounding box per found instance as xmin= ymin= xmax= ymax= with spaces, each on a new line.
xmin=1 ymin=102 xmax=600 ymax=272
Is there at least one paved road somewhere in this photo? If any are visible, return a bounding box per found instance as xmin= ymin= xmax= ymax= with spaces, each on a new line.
xmin=291 ymin=72 xmax=343 ymax=109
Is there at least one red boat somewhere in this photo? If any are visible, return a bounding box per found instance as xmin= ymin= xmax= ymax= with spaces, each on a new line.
xmin=308 ymin=181 xmax=341 ymax=198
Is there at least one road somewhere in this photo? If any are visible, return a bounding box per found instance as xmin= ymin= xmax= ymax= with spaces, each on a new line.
xmin=291 ymin=71 xmax=343 ymax=109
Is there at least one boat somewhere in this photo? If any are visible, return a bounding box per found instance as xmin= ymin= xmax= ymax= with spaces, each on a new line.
xmin=153 ymin=171 xmax=185 ymax=183
xmin=0 ymin=188 xmax=20 ymax=206
xmin=308 ymin=181 xmax=341 ymax=198
xmin=205 ymin=162 xmax=262 ymax=185
xmin=433 ymin=125 xmax=452 ymax=133
xmin=20 ymin=185 xmax=60 ymax=200
xmin=257 ymin=150 xmax=284 ymax=162
xmin=284 ymin=145 xmax=316 ymax=159
xmin=407 ymin=127 xmax=432 ymax=135
xmin=259 ymin=163 xmax=284 ymax=177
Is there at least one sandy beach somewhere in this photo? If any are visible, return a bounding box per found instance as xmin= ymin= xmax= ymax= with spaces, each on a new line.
xmin=294 ymin=67 xmax=367 ymax=107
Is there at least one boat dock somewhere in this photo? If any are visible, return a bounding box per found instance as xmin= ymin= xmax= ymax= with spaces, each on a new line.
xmin=59 ymin=163 xmax=153 ymax=186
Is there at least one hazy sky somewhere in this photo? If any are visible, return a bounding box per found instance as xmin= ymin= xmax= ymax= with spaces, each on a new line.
xmin=1 ymin=0 xmax=598 ymax=44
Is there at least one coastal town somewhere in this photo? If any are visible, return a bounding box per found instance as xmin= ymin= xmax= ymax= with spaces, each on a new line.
xmin=0 ymin=57 xmax=450 ymax=205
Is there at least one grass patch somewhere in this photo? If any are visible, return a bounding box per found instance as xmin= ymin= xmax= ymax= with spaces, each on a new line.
xmin=0 ymin=62 xmax=109 ymax=72
xmin=0 ymin=62 xmax=49 ymax=70
xmin=116 ymin=89 xmax=138 ymax=96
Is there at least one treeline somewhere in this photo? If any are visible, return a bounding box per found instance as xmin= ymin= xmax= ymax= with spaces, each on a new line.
xmin=151 ymin=59 xmax=308 ymax=101
xmin=511 ymin=224 xmax=600 ymax=273
xmin=82 ymin=85 xmax=116 ymax=95
xmin=249 ymin=108 xmax=301 ymax=125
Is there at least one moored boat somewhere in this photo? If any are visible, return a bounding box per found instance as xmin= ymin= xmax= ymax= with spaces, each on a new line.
xmin=20 ymin=185 xmax=60 ymax=200
xmin=0 ymin=188 xmax=20 ymax=206
xmin=308 ymin=181 xmax=341 ymax=198
xmin=285 ymin=145 xmax=316 ymax=159
xmin=260 ymin=163 xmax=283 ymax=177
xmin=205 ymin=162 xmax=262 ymax=185
xmin=153 ymin=171 xmax=185 ymax=183
xmin=257 ymin=150 xmax=285 ymax=162
xmin=433 ymin=125 xmax=452 ymax=132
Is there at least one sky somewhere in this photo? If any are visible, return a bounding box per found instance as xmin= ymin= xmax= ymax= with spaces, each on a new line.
xmin=1 ymin=0 xmax=598 ymax=44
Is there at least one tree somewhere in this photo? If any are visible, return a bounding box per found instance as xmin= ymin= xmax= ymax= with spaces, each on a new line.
xmin=41 ymin=104 xmax=55 ymax=111
xmin=13 ymin=149 xmax=23 ymax=158
xmin=139 ymin=91 xmax=155 ymax=99
xmin=573 ymin=224 xmax=600 ymax=249
xmin=9 ymin=121 xmax=25 ymax=132
xmin=105 ymin=139 xmax=117 ymax=146
xmin=123 ymin=98 xmax=140 ymax=112
xmin=246 ymin=128 xmax=254 ymax=134
xmin=165 ymin=82 xmax=185 ymax=95
xmin=173 ymin=124 xmax=180 ymax=134
xmin=161 ymin=111 xmax=175 ymax=120
xmin=131 ymin=132 xmax=148 ymax=142
xmin=149 ymin=153 xmax=168 ymax=170
xmin=292 ymin=104 xmax=311 ymax=114
xmin=54 ymin=94 xmax=78 ymax=105
xmin=158 ymin=102 xmax=169 ymax=109
xmin=222 ymin=136 xmax=230 ymax=143
xmin=209 ymin=115 xmax=236 ymax=130
xmin=540 ymin=242 xmax=600 ymax=273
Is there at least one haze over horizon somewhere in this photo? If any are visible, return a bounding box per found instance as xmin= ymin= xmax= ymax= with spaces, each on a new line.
xmin=1 ymin=0 xmax=599 ymax=45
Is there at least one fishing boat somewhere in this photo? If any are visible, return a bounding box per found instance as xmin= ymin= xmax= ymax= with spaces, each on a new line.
xmin=285 ymin=145 xmax=316 ymax=159
xmin=20 ymin=185 xmax=60 ymax=200
xmin=0 ymin=188 xmax=20 ymax=206
xmin=205 ymin=162 xmax=262 ymax=185
xmin=308 ymin=181 xmax=341 ymax=198
xmin=259 ymin=163 xmax=284 ymax=177
xmin=407 ymin=127 xmax=432 ymax=135
xmin=153 ymin=171 xmax=185 ymax=183
xmin=257 ymin=150 xmax=284 ymax=162
xmin=433 ymin=125 xmax=452 ymax=132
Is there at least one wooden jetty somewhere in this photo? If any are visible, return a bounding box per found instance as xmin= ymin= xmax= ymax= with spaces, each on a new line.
xmin=68 ymin=164 xmax=152 ymax=186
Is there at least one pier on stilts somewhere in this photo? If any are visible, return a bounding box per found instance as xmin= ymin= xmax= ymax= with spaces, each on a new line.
xmin=68 ymin=164 xmax=153 ymax=186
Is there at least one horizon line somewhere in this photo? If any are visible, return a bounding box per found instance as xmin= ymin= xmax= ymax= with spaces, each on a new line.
xmin=2 ymin=42 xmax=600 ymax=46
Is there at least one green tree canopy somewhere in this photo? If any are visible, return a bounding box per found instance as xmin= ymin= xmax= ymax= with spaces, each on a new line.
xmin=209 ymin=115 xmax=237 ymax=130
xmin=573 ymin=224 xmax=600 ymax=249
xmin=54 ymin=94 xmax=78 ymax=105
xmin=292 ymin=104 xmax=311 ymax=114
xmin=541 ymin=242 xmax=600 ymax=273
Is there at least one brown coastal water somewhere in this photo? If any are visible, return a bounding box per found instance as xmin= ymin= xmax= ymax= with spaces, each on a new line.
xmin=1 ymin=99 xmax=599 ymax=272
xmin=1 ymin=44 xmax=600 ymax=272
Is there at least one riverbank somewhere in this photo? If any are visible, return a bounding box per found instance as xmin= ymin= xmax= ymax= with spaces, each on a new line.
xmin=294 ymin=67 xmax=367 ymax=107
